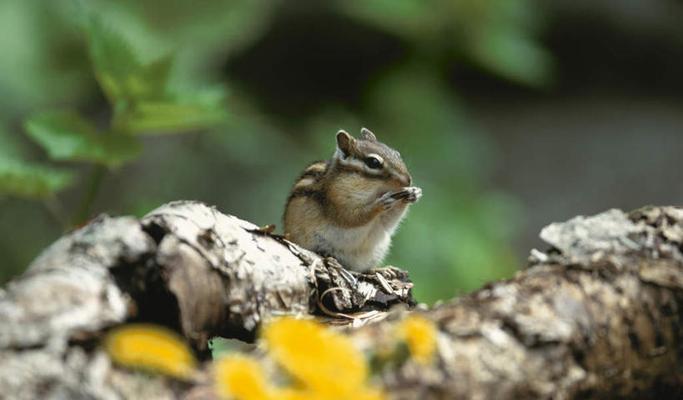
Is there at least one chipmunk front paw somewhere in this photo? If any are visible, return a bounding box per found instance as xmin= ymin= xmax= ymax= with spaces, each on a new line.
xmin=378 ymin=186 xmax=422 ymax=210
xmin=399 ymin=186 xmax=422 ymax=203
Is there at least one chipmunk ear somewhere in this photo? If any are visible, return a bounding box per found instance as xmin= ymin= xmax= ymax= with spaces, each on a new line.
xmin=360 ymin=127 xmax=377 ymax=141
xmin=336 ymin=129 xmax=355 ymax=157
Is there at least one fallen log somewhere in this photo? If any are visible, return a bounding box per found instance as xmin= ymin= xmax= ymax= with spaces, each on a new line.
xmin=0 ymin=202 xmax=681 ymax=399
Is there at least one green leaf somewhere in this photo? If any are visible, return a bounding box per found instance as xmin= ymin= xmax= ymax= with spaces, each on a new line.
xmin=120 ymin=89 xmax=229 ymax=134
xmin=339 ymin=0 xmax=430 ymax=39
xmin=133 ymin=54 xmax=174 ymax=100
xmin=85 ymin=15 xmax=174 ymax=103
xmin=25 ymin=111 xmax=141 ymax=167
xmin=469 ymin=30 xmax=553 ymax=87
xmin=82 ymin=13 xmax=228 ymax=135
xmin=0 ymin=157 xmax=74 ymax=198
xmin=85 ymin=15 xmax=142 ymax=102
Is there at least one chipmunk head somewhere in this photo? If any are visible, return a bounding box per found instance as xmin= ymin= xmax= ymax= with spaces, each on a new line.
xmin=333 ymin=128 xmax=412 ymax=188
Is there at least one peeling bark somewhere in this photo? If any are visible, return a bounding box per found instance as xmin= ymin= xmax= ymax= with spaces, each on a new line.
xmin=0 ymin=202 xmax=681 ymax=399
xmin=350 ymin=206 xmax=682 ymax=399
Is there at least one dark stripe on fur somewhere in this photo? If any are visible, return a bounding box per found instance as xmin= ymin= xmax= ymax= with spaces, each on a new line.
xmin=336 ymin=162 xmax=391 ymax=181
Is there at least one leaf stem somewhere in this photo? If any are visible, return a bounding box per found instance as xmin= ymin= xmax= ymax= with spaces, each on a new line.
xmin=74 ymin=164 xmax=107 ymax=226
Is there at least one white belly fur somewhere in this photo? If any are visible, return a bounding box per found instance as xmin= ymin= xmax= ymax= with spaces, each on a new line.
xmin=313 ymin=206 xmax=408 ymax=271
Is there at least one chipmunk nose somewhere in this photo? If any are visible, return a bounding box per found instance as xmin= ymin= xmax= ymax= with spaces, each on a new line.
xmin=402 ymin=174 xmax=412 ymax=186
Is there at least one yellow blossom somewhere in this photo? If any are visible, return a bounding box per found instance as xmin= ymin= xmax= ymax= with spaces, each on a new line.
xmin=104 ymin=324 xmax=196 ymax=379
xmin=214 ymin=355 xmax=272 ymax=400
xmin=349 ymin=387 xmax=385 ymax=400
xmin=262 ymin=317 xmax=368 ymax=397
xmin=272 ymin=388 xmax=320 ymax=400
xmin=397 ymin=315 xmax=437 ymax=364
xmin=272 ymin=387 xmax=384 ymax=400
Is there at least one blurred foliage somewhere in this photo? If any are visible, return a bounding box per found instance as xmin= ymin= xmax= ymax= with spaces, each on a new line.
xmin=3 ymin=1 xmax=229 ymax=224
xmin=25 ymin=111 xmax=141 ymax=167
xmin=0 ymin=130 xmax=75 ymax=199
xmin=0 ymin=0 xmax=552 ymax=303
xmin=341 ymin=0 xmax=553 ymax=86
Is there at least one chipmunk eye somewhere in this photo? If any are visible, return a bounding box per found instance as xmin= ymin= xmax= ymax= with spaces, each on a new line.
xmin=364 ymin=155 xmax=383 ymax=169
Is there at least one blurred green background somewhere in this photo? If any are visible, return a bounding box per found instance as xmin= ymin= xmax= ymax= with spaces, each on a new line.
xmin=1 ymin=0 xmax=682 ymax=303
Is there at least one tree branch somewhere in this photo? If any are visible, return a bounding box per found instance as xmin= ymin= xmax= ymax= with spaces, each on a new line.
xmin=0 ymin=202 xmax=681 ymax=399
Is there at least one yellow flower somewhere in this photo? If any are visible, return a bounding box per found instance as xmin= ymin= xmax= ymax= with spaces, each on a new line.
xmin=272 ymin=388 xmax=319 ymax=400
xmin=262 ymin=317 xmax=368 ymax=397
xmin=104 ymin=324 xmax=196 ymax=379
xmin=348 ymin=387 xmax=385 ymax=400
xmin=213 ymin=318 xmax=386 ymax=400
xmin=397 ymin=315 xmax=437 ymax=364
xmin=273 ymin=387 xmax=384 ymax=400
xmin=214 ymin=355 xmax=272 ymax=400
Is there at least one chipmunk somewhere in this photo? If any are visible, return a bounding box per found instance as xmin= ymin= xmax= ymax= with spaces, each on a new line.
xmin=284 ymin=128 xmax=422 ymax=271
